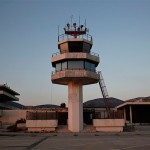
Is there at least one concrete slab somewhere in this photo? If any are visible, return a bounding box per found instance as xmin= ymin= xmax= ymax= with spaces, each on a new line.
xmin=0 ymin=132 xmax=150 ymax=150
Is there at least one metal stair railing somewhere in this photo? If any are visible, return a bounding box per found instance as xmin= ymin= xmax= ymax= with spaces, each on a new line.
xmin=99 ymin=71 xmax=111 ymax=118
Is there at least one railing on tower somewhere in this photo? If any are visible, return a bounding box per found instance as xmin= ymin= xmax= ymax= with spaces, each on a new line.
xmin=52 ymin=51 xmax=99 ymax=57
xmin=94 ymin=110 xmax=124 ymax=119
xmin=58 ymin=33 xmax=92 ymax=42
xmin=58 ymin=22 xmax=92 ymax=42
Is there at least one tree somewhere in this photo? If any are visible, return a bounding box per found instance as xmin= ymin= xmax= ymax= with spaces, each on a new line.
xmin=60 ymin=103 xmax=66 ymax=108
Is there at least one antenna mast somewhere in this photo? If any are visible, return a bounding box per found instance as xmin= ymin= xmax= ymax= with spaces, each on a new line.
xmin=64 ymin=18 xmax=87 ymax=38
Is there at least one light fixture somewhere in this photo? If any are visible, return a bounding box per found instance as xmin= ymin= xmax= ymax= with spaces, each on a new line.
xmin=67 ymin=23 xmax=70 ymax=29
xmin=80 ymin=25 xmax=84 ymax=29
xmin=73 ymin=23 xmax=76 ymax=28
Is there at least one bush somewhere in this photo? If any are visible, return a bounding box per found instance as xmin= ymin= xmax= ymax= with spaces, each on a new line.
xmin=16 ymin=118 xmax=26 ymax=124
xmin=7 ymin=124 xmax=17 ymax=132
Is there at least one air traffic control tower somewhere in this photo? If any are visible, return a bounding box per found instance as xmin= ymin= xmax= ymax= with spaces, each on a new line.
xmin=51 ymin=21 xmax=100 ymax=132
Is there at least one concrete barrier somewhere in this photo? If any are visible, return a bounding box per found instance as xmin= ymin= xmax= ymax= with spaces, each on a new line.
xmin=26 ymin=120 xmax=58 ymax=132
xmin=93 ymin=119 xmax=125 ymax=132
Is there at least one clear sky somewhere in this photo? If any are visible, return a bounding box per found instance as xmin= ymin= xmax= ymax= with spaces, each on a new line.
xmin=0 ymin=0 xmax=150 ymax=106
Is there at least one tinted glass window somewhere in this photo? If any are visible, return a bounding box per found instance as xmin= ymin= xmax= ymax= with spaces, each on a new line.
xmin=68 ymin=61 xmax=84 ymax=69
xmin=56 ymin=63 xmax=61 ymax=71
xmin=85 ymin=61 xmax=95 ymax=71
xmin=62 ymin=62 xmax=67 ymax=70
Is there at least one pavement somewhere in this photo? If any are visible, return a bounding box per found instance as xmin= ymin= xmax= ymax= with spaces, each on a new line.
xmin=0 ymin=131 xmax=150 ymax=150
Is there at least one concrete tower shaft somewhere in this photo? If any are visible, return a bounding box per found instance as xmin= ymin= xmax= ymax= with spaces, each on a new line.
xmin=51 ymin=21 xmax=100 ymax=132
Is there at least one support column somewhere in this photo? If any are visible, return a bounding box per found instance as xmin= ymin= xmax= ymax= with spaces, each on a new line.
xmin=129 ymin=105 xmax=132 ymax=125
xmin=68 ymin=82 xmax=83 ymax=132
xmin=123 ymin=107 xmax=126 ymax=123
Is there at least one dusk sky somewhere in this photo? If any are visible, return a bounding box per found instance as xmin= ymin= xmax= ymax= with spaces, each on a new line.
xmin=0 ymin=0 xmax=150 ymax=106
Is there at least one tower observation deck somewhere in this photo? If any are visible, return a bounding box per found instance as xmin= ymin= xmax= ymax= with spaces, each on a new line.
xmin=51 ymin=20 xmax=100 ymax=132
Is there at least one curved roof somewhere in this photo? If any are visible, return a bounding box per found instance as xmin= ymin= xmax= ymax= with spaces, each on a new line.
xmin=83 ymin=97 xmax=124 ymax=108
xmin=34 ymin=104 xmax=60 ymax=109
xmin=0 ymin=101 xmax=24 ymax=109
xmin=8 ymin=101 xmax=25 ymax=109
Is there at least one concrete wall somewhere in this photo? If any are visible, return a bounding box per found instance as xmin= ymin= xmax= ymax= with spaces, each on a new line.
xmin=93 ymin=119 xmax=125 ymax=132
xmin=26 ymin=120 xmax=58 ymax=132
xmin=1 ymin=110 xmax=27 ymax=127
xmin=1 ymin=110 xmax=28 ymax=128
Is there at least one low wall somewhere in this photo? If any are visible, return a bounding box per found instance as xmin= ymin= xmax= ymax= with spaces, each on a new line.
xmin=1 ymin=110 xmax=27 ymax=128
xmin=26 ymin=120 xmax=58 ymax=132
xmin=93 ymin=119 xmax=125 ymax=132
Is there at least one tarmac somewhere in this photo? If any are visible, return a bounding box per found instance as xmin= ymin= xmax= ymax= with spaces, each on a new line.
xmin=0 ymin=129 xmax=150 ymax=150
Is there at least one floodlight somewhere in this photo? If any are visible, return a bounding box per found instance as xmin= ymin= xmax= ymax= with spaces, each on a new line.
xmin=67 ymin=23 xmax=70 ymax=29
xmin=73 ymin=23 xmax=76 ymax=28
xmin=80 ymin=25 xmax=84 ymax=29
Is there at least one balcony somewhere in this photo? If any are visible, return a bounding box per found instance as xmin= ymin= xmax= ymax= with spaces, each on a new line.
xmin=51 ymin=69 xmax=100 ymax=85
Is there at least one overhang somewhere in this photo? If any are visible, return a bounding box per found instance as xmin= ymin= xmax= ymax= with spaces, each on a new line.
xmin=51 ymin=52 xmax=99 ymax=67
xmin=0 ymin=91 xmax=19 ymax=101
xmin=0 ymin=85 xmax=20 ymax=96
xmin=116 ymin=102 xmax=150 ymax=109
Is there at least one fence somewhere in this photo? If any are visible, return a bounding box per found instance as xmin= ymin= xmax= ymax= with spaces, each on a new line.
xmin=93 ymin=110 xmax=124 ymax=119
xmin=26 ymin=111 xmax=57 ymax=120
xmin=26 ymin=111 xmax=68 ymax=125
xmin=26 ymin=110 xmax=124 ymax=121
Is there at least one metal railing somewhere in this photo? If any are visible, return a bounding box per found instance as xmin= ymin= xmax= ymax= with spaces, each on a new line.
xmin=58 ymin=33 xmax=92 ymax=42
xmin=52 ymin=51 xmax=99 ymax=57
xmin=51 ymin=68 xmax=100 ymax=75
xmin=93 ymin=110 xmax=124 ymax=119
xmin=91 ymin=52 xmax=99 ymax=57
xmin=26 ymin=111 xmax=57 ymax=120
xmin=52 ymin=52 xmax=60 ymax=57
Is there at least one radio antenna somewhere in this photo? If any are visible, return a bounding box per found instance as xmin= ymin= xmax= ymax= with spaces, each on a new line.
xmin=79 ymin=16 xmax=80 ymax=26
